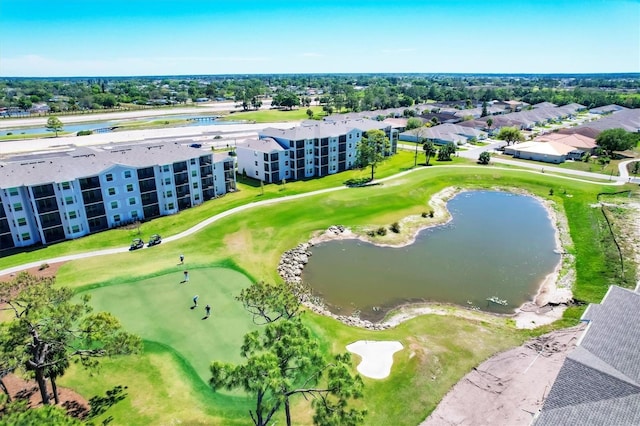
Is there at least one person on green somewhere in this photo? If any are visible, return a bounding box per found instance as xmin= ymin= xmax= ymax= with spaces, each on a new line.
xmin=205 ymin=304 xmax=211 ymax=318
xmin=192 ymin=295 xmax=199 ymax=308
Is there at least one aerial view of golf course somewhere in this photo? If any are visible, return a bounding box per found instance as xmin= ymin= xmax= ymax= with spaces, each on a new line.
xmin=2 ymin=140 xmax=639 ymax=424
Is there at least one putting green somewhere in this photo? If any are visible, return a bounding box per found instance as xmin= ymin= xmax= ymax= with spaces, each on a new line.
xmin=84 ymin=267 xmax=257 ymax=383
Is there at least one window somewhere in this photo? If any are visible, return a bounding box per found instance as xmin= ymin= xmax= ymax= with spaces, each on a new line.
xmin=65 ymin=196 xmax=74 ymax=205
xmin=285 ymin=161 xmax=289 ymax=166
xmin=110 ymin=201 xmax=118 ymax=209
xmin=163 ymin=165 xmax=170 ymax=172
xmin=13 ymin=202 xmax=23 ymax=212
xmin=71 ymin=225 xmax=80 ymax=233
xmin=167 ymin=203 xmax=175 ymax=209
xmin=126 ymin=184 xmax=134 ymax=192
xmin=192 ymin=170 xmax=198 ymax=177
xmin=113 ymin=214 xmax=121 ymax=222
xmin=194 ymin=194 xmax=200 ymax=201
xmin=349 ymin=134 xmax=352 ymax=139
xmin=193 ymin=182 xmax=198 ymax=189
xmin=164 ymin=177 xmax=171 ymax=185
xmin=61 ymin=182 xmax=71 ymax=190
xmin=108 ymin=187 xmax=116 ymax=196
xmin=21 ymin=232 xmax=30 ymax=241
xmin=131 ymin=210 xmax=138 ymax=218
xmin=124 ymin=170 xmax=132 ymax=178
xmin=255 ymin=171 xmax=259 ymax=176
xmin=190 ymin=158 xmax=196 ymax=165
xmin=17 ymin=218 xmax=26 ymax=226
xmin=254 ymin=161 xmax=258 ymax=166
xmin=9 ymin=187 xmax=18 ymax=196
xmin=106 ymin=173 xmax=113 ymax=182
xmin=356 ymin=133 xmax=360 ymax=137
xmin=166 ymin=190 xmax=173 ymax=197
xmin=69 ymin=211 xmax=77 ymax=219
xmin=128 ymin=197 xmax=136 ymax=205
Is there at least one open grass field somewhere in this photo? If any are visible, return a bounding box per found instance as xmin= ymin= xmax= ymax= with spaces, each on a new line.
xmin=4 ymin=153 xmax=638 ymax=424
xmin=223 ymin=106 xmax=324 ymax=122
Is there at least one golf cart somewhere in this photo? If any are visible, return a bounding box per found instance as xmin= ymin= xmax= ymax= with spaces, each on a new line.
xmin=147 ymin=234 xmax=162 ymax=247
xmin=129 ymin=238 xmax=144 ymax=251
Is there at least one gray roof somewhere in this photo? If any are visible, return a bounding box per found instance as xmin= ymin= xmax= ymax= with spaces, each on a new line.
xmin=0 ymin=142 xmax=216 ymax=188
xmin=573 ymin=108 xmax=640 ymax=133
xmin=260 ymin=119 xmax=387 ymax=142
xmin=236 ymin=137 xmax=285 ymax=153
xmin=535 ymin=286 xmax=640 ymax=425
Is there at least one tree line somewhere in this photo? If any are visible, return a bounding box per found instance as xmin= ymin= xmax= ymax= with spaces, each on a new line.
xmin=2 ymin=74 xmax=638 ymax=115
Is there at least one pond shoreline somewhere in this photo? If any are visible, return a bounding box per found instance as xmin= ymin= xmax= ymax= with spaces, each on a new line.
xmin=279 ymin=186 xmax=575 ymax=330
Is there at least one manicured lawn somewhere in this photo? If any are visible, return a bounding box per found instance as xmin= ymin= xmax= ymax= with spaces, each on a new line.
xmin=222 ymin=106 xmax=324 ymax=122
xmin=80 ymin=267 xmax=257 ymax=382
xmin=7 ymin=153 xmax=638 ymax=424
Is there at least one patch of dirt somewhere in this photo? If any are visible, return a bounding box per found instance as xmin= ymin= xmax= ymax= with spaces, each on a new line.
xmin=422 ymin=325 xmax=585 ymax=426
xmin=2 ymin=373 xmax=90 ymax=420
xmin=0 ymin=261 xmax=66 ymax=282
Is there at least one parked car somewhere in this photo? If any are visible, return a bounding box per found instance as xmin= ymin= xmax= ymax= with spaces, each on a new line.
xmin=147 ymin=234 xmax=162 ymax=247
xmin=129 ymin=238 xmax=144 ymax=251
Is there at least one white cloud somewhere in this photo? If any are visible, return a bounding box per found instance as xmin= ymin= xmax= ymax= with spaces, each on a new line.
xmin=0 ymin=54 xmax=272 ymax=77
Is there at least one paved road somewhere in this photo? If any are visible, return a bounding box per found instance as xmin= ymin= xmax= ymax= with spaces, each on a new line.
xmin=399 ymin=141 xmax=640 ymax=185
xmin=1 ymin=160 xmax=631 ymax=278
xmin=0 ymin=101 xmax=273 ymax=129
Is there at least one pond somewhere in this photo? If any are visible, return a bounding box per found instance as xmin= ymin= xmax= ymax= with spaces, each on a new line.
xmin=301 ymin=191 xmax=560 ymax=322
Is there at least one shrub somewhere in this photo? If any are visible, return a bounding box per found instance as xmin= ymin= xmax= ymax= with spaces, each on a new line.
xmin=549 ymin=189 xmax=554 ymax=196
xmin=214 ymin=135 xmax=223 ymax=139
xmin=366 ymin=230 xmax=375 ymax=237
xmin=390 ymin=222 xmax=401 ymax=233
xmin=429 ymin=210 xmax=434 ymax=218
xmin=421 ymin=211 xmax=429 ymax=218
xmin=77 ymin=130 xmax=93 ymax=136
xmin=376 ymin=227 xmax=387 ymax=236
xmin=6 ymin=132 xmax=12 ymax=135
xmin=38 ymin=263 xmax=49 ymax=271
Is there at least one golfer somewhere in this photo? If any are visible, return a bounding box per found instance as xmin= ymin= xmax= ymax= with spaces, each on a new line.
xmin=205 ymin=304 xmax=211 ymax=318
xmin=192 ymin=295 xmax=199 ymax=307
xmin=183 ymin=270 xmax=189 ymax=283
xmin=180 ymin=254 xmax=184 ymax=264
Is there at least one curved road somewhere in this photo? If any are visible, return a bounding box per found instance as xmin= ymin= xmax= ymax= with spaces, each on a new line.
xmin=1 ymin=161 xmax=634 ymax=278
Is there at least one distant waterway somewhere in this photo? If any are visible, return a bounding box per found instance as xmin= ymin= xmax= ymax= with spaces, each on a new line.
xmin=301 ymin=191 xmax=560 ymax=322
xmin=1 ymin=114 xmax=243 ymax=136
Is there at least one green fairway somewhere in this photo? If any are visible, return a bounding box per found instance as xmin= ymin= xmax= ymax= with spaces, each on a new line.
xmin=82 ymin=267 xmax=256 ymax=382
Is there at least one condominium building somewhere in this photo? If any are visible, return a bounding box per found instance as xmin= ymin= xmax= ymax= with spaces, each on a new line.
xmin=0 ymin=142 xmax=235 ymax=250
xmin=236 ymin=119 xmax=397 ymax=184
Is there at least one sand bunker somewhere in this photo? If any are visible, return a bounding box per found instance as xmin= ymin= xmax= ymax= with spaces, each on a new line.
xmin=346 ymin=340 xmax=403 ymax=379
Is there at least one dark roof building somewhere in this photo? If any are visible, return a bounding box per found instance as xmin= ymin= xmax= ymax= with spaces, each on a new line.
xmin=534 ymin=286 xmax=640 ymax=425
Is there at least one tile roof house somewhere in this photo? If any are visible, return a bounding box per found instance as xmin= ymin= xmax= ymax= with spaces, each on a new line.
xmin=536 ymin=133 xmax=597 ymax=152
xmin=534 ymin=286 xmax=640 ymax=425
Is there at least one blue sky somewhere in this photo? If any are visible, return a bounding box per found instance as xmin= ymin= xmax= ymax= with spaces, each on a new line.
xmin=1 ymin=0 xmax=638 ymax=76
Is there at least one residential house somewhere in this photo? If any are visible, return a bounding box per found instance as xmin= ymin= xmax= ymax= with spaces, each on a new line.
xmin=589 ymin=104 xmax=628 ymax=115
xmin=536 ymin=133 xmax=597 ymax=153
xmin=400 ymin=123 xmax=486 ymax=145
xmin=534 ymin=286 xmax=640 ymax=425
xmin=504 ymin=141 xmax=581 ymax=163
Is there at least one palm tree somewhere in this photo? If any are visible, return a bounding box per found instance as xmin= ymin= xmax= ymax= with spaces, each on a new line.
xmin=423 ymin=142 xmax=436 ymax=166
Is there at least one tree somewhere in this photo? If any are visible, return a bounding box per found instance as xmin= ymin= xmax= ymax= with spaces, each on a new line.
xmin=423 ymin=141 xmax=436 ymax=166
xmin=496 ymin=126 xmax=524 ymax=145
xmin=481 ymin=101 xmax=488 ymax=117
xmin=405 ymin=117 xmax=423 ymax=131
xmin=595 ymin=128 xmax=636 ymax=157
xmin=437 ymin=142 xmax=456 ymax=161
xmin=45 ymin=116 xmax=63 ymax=137
xmin=306 ymin=108 xmax=314 ymax=119
xmin=210 ymin=282 xmax=366 ymax=426
xmin=478 ymin=151 xmax=491 ymax=165
xmin=0 ymin=273 xmax=142 ymax=406
xmin=356 ymin=129 xmax=390 ymax=181
xmin=486 ymin=118 xmax=493 ymax=132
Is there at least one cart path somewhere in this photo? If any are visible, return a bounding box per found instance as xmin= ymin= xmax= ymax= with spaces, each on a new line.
xmin=0 ymin=164 xmax=630 ymax=277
